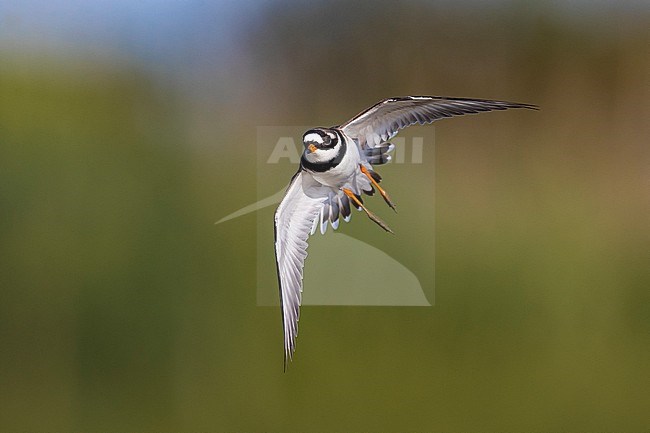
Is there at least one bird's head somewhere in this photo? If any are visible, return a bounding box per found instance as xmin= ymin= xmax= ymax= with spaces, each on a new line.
xmin=302 ymin=128 xmax=341 ymax=164
xmin=303 ymin=128 xmax=338 ymax=151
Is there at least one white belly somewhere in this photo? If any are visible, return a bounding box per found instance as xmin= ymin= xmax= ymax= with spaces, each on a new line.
xmin=310 ymin=139 xmax=361 ymax=188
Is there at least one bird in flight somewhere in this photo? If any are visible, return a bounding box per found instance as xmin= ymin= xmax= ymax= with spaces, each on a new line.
xmin=274 ymin=96 xmax=537 ymax=368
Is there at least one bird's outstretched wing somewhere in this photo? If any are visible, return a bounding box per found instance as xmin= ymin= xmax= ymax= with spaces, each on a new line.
xmin=339 ymin=96 xmax=537 ymax=149
xmin=274 ymin=170 xmax=330 ymax=368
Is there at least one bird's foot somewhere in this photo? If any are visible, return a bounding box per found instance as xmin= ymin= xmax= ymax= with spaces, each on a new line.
xmin=359 ymin=165 xmax=396 ymax=212
xmin=342 ymin=188 xmax=393 ymax=234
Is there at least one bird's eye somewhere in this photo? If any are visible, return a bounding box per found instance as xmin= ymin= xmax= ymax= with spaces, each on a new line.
xmin=325 ymin=133 xmax=338 ymax=148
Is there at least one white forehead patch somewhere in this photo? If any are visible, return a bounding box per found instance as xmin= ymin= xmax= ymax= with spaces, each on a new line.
xmin=303 ymin=133 xmax=324 ymax=144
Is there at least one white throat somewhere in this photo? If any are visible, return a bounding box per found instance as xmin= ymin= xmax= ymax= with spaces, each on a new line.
xmin=303 ymin=142 xmax=341 ymax=164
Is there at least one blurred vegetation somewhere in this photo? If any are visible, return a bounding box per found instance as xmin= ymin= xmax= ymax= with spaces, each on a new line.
xmin=1 ymin=1 xmax=649 ymax=432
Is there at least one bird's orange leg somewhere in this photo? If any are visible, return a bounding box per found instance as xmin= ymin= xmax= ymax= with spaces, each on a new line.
xmin=359 ymin=165 xmax=396 ymax=212
xmin=342 ymin=188 xmax=394 ymax=234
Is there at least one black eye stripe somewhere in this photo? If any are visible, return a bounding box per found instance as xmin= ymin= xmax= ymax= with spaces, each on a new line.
xmin=303 ymin=128 xmax=340 ymax=148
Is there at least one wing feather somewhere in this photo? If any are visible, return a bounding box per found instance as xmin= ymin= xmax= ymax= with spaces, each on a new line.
xmin=274 ymin=170 xmax=329 ymax=368
xmin=340 ymin=96 xmax=537 ymax=149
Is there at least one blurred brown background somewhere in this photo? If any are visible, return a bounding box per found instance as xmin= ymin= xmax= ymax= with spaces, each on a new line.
xmin=1 ymin=1 xmax=649 ymax=431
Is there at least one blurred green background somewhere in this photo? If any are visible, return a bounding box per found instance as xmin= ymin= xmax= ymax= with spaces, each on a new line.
xmin=1 ymin=1 xmax=649 ymax=431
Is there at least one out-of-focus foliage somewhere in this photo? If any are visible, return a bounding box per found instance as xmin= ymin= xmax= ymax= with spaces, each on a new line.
xmin=1 ymin=1 xmax=649 ymax=431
